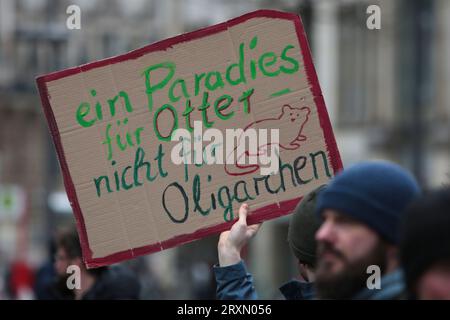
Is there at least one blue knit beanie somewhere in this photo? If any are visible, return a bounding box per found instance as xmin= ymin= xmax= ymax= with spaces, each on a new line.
xmin=316 ymin=161 xmax=421 ymax=244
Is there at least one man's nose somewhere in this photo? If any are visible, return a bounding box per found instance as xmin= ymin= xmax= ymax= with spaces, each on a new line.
xmin=316 ymin=219 xmax=336 ymax=243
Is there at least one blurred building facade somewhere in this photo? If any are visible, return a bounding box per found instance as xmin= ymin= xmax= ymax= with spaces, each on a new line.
xmin=0 ymin=0 xmax=449 ymax=299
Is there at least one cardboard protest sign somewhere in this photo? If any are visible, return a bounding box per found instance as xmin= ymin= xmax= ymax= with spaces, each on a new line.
xmin=36 ymin=10 xmax=342 ymax=268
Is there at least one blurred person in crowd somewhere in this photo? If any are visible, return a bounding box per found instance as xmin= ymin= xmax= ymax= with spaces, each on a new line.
xmin=49 ymin=227 xmax=141 ymax=300
xmin=7 ymin=259 xmax=35 ymax=299
xmin=314 ymin=161 xmax=421 ymax=299
xmin=33 ymin=239 xmax=56 ymax=299
xmin=400 ymin=188 xmax=450 ymax=300
xmin=214 ymin=185 xmax=325 ymax=300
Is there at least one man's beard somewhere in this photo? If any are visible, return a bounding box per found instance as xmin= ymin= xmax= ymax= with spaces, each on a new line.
xmin=315 ymin=241 xmax=388 ymax=299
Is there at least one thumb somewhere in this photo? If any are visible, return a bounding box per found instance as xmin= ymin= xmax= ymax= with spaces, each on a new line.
xmin=238 ymin=203 xmax=249 ymax=225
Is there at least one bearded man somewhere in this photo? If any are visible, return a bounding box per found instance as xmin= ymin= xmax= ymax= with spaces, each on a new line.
xmin=314 ymin=161 xmax=421 ymax=300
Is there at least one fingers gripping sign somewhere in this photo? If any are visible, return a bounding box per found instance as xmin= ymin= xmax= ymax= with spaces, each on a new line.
xmin=231 ymin=204 xmax=262 ymax=249
xmin=218 ymin=203 xmax=262 ymax=266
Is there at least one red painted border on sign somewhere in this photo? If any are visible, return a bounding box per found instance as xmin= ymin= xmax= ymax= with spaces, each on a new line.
xmin=36 ymin=9 xmax=343 ymax=268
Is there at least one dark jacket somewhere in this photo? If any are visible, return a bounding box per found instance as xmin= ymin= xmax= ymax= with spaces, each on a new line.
xmin=214 ymin=260 xmax=314 ymax=300
xmin=279 ymin=279 xmax=315 ymax=300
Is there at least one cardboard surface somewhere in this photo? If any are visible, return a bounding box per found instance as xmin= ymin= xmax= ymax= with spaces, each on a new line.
xmin=36 ymin=10 xmax=342 ymax=268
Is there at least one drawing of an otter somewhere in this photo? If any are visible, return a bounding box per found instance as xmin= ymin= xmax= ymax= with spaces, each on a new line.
xmin=224 ymin=104 xmax=311 ymax=176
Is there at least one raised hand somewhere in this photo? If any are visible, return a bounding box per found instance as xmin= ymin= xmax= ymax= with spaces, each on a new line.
xmin=217 ymin=203 xmax=262 ymax=267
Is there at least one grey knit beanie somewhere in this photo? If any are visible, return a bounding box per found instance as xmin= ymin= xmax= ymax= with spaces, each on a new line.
xmin=287 ymin=185 xmax=326 ymax=267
